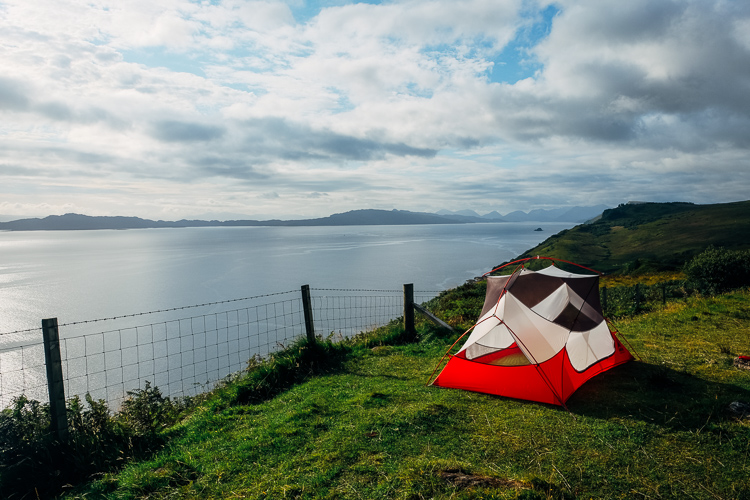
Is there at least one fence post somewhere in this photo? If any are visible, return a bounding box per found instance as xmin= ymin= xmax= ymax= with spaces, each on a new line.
xmin=42 ymin=318 xmax=68 ymax=442
xmin=404 ymin=283 xmax=415 ymax=339
xmin=601 ymin=286 xmax=608 ymax=314
xmin=301 ymin=285 xmax=316 ymax=344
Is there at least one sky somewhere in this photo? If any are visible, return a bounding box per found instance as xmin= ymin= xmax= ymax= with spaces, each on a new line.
xmin=1 ymin=0 xmax=749 ymax=220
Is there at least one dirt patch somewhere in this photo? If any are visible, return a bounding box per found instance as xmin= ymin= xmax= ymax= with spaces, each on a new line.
xmin=438 ymin=469 xmax=525 ymax=490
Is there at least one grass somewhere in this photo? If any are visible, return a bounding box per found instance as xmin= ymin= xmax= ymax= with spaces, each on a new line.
xmin=63 ymin=287 xmax=750 ymax=500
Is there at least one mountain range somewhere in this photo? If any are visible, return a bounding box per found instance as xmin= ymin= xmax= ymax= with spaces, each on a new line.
xmin=0 ymin=205 xmax=610 ymax=231
xmin=436 ymin=205 xmax=609 ymax=223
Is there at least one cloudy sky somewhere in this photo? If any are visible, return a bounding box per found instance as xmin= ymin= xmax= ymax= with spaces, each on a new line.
xmin=1 ymin=0 xmax=748 ymax=220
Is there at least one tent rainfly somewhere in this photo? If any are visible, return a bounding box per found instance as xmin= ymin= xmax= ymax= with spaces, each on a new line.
xmin=430 ymin=257 xmax=634 ymax=406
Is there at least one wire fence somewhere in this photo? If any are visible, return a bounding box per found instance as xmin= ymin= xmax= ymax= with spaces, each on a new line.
xmin=0 ymin=286 xmax=440 ymax=410
xmin=601 ymin=280 xmax=689 ymax=317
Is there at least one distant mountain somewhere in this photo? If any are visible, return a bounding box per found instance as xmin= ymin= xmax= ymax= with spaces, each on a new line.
xmin=0 ymin=209 xmax=472 ymax=231
xmin=0 ymin=214 xmax=32 ymax=222
xmin=185 ymin=211 xmax=308 ymax=221
xmin=0 ymin=214 xmax=213 ymax=231
xmin=500 ymin=205 xmax=610 ymax=222
xmin=0 ymin=206 xmax=612 ymax=231
xmin=482 ymin=211 xmax=504 ymax=220
xmin=437 ymin=205 xmax=608 ymax=223
xmin=275 ymin=209 xmax=462 ymax=226
xmin=500 ymin=210 xmax=532 ymax=222
xmin=437 ymin=209 xmax=502 ymax=221
xmin=455 ymin=209 xmax=482 ymax=218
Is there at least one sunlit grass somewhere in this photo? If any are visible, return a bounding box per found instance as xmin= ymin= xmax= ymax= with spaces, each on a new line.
xmin=67 ymin=289 xmax=750 ymax=500
xmin=601 ymin=271 xmax=685 ymax=287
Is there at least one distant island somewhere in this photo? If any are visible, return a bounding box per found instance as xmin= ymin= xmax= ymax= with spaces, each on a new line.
xmin=0 ymin=206 xmax=609 ymax=231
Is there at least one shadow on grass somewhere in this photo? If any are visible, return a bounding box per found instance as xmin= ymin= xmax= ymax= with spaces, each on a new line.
xmin=225 ymin=326 xmax=431 ymax=406
xmin=228 ymin=338 xmax=355 ymax=405
xmin=569 ymin=361 xmax=750 ymax=431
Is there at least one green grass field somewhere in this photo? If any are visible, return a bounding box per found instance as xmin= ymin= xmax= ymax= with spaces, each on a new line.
xmin=65 ymin=288 xmax=750 ymax=500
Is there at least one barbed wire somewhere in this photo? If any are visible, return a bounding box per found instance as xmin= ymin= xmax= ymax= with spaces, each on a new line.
xmin=311 ymin=288 xmax=443 ymax=293
xmin=56 ymin=290 xmax=298 ymax=328
xmin=0 ymin=289 xmax=444 ymax=337
xmin=0 ymin=326 xmax=43 ymax=337
xmin=0 ymin=290 xmax=299 ymax=336
xmin=311 ymin=288 xmax=401 ymax=293
xmin=1 ymin=287 xmax=447 ymax=409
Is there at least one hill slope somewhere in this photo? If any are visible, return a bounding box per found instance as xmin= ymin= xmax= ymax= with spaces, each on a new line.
xmin=515 ymin=200 xmax=750 ymax=273
xmin=64 ymin=291 xmax=750 ymax=500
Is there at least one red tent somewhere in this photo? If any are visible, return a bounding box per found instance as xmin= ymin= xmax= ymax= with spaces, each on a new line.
xmin=430 ymin=257 xmax=634 ymax=406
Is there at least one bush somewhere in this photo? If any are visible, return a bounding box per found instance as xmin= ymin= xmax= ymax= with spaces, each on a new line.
xmin=0 ymin=385 xmax=190 ymax=499
xmin=120 ymin=381 xmax=180 ymax=436
xmin=231 ymin=337 xmax=352 ymax=405
xmin=684 ymin=246 xmax=750 ymax=295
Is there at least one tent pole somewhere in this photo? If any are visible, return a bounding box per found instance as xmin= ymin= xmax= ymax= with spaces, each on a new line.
xmin=505 ymin=324 xmax=569 ymax=409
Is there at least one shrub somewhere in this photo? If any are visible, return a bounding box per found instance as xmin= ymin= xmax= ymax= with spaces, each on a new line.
xmin=0 ymin=396 xmax=57 ymax=499
xmin=232 ymin=337 xmax=352 ymax=405
xmin=120 ymin=381 xmax=180 ymax=436
xmin=684 ymin=246 xmax=750 ymax=295
xmin=0 ymin=386 xmax=190 ymax=499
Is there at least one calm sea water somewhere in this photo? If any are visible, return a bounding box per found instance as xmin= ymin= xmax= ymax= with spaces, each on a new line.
xmin=0 ymin=222 xmax=575 ymax=406
xmin=0 ymin=222 xmax=572 ymax=335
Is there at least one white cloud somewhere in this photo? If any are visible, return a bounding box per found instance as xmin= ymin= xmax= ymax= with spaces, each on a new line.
xmin=0 ymin=0 xmax=748 ymax=219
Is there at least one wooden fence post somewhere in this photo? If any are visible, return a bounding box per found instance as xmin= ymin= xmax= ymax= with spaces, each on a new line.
xmin=413 ymin=303 xmax=457 ymax=333
xmin=601 ymin=286 xmax=608 ymax=314
xmin=42 ymin=318 xmax=68 ymax=442
xmin=301 ymin=285 xmax=316 ymax=344
xmin=403 ymin=283 xmax=415 ymax=340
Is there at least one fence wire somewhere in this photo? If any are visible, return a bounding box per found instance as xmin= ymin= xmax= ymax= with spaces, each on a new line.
xmin=311 ymin=291 xmax=402 ymax=339
xmin=0 ymin=287 xmax=441 ymax=410
xmin=1 ymin=291 xmax=303 ymax=409
xmin=60 ymin=296 xmax=304 ymax=409
xmin=0 ymin=341 xmax=47 ymax=409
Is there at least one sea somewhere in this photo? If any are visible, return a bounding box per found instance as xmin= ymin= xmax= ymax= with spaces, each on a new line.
xmin=0 ymin=221 xmax=573 ymax=405
xmin=0 ymin=222 xmax=573 ymax=334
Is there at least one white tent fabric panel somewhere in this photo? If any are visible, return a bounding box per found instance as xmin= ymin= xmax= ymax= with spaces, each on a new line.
xmin=566 ymin=321 xmax=615 ymax=371
xmin=536 ymin=265 xmax=594 ymax=279
xmin=458 ymin=295 xmax=515 ymax=354
xmin=504 ymin=293 xmax=569 ymax=363
xmin=464 ymin=322 xmax=516 ymax=360
xmin=476 ymin=322 xmax=515 ymax=350
xmin=531 ymin=283 xmax=570 ymax=320
xmin=565 ymin=285 xmax=604 ymax=324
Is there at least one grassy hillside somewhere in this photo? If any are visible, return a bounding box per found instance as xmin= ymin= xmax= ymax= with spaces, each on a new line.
xmin=60 ymin=288 xmax=750 ymax=500
xmin=4 ymin=201 xmax=750 ymax=499
xmin=515 ymin=200 xmax=750 ymax=273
